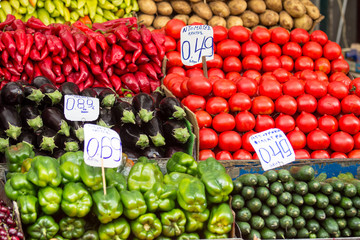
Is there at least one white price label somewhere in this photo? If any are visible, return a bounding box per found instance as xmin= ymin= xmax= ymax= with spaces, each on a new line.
xmin=249 ymin=128 xmax=295 ymax=171
xmin=64 ymin=95 xmax=99 ymax=121
xmin=180 ymin=25 xmax=214 ymax=66
xmin=83 ymin=124 xmax=123 ymax=168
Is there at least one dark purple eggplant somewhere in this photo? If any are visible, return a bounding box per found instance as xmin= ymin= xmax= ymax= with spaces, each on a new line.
xmin=40 ymin=84 xmax=62 ymax=106
xmin=59 ymin=82 xmax=80 ymax=96
xmin=99 ymin=88 xmax=117 ymax=108
xmin=92 ymin=87 xmax=107 ymax=96
xmin=0 ymin=105 xmax=22 ymax=140
xmin=165 ymin=146 xmax=186 ymax=158
xmin=159 ymin=97 xmax=186 ymax=120
xmin=0 ymin=131 xmax=9 ymax=153
xmin=69 ymin=121 xmax=84 ymax=142
xmin=18 ymin=130 xmax=37 ymax=147
xmin=142 ymin=146 xmax=164 ymax=159
xmin=122 ymin=147 xmax=140 ymax=159
xmin=1 ymin=82 xmax=25 ymax=105
xmin=81 ymin=88 xmax=98 ymax=98
xmin=132 ymin=93 xmax=155 ymax=123
xmin=56 ymin=135 xmax=79 ymax=152
xmin=31 ymin=76 xmax=53 ymax=88
xmin=20 ymin=105 xmax=43 ymax=131
xmin=97 ymin=107 xmax=115 ymax=128
xmin=36 ymin=127 xmax=59 ymax=153
xmin=120 ymin=124 xmax=149 ymax=150
xmin=142 ymin=113 xmax=165 ymax=147
xmin=23 ymin=85 xmax=44 ymax=104
xmin=163 ymin=119 xmax=190 ymax=145
xmin=151 ymin=88 xmax=165 ymax=109
xmin=112 ymin=100 xmax=136 ymax=125
xmin=41 ymin=107 xmax=70 ymax=136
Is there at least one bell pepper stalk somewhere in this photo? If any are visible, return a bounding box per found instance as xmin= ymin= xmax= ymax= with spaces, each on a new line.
xmin=177 ymin=178 xmax=207 ymax=213
xmin=5 ymin=141 xmax=35 ymax=173
xmin=144 ymin=182 xmax=177 ymax=213
xmin=92 ymin=186 xmax=123 ymax=224
xmin=197 ymin=157 xmax=227 ymax=177
xmin=203 ymin=229 xmax=228 ymax=239
xmin=79 ymin=161 xmax=103 ymax=191
xmin=207 ymin=203 xmax=234 ymax=235
xmin=27 ymin=216 xmax=59 ymax=240
xmin=184 ymin=209 xmax=210 ymax=232
xmin=59 ymin=217 xmax=86 ymax=239
xmin=14 ymin=29 xmax=26 ymax=56
xmin=98 ymin=218 xmax=131 ymax=240
xmin=17 ymin=195 xmax=38 ymax=224
xmin=166 ymin=152 xmax=198 ymax=176
xmin=177 ymin=233 xmax=200 ymax=240
xmin=130 ymin=213 xmax=162 ymax=239
xmin=160 ymin=208 xmax=186 ymax=237
xmin=38 ymin=186 xmax=62 ymax=215
xmin=4 ymin=173 xmax=36 ymax=200
xmin=120 ymin=190 xmax=147 ymax=220
xmin=105 ymin=168 xmax=127 ymax=193
xmin=163 ymin=172 xmax=196 ymax=188
xmin=78 ymin=230 xmax=99 ymax=240
xmin=2 ymin=32 xmax=16 ymax=59
xmin=61 ymin=182 xmax=93 ymax=218
xmin=27 ymin=155 xmax=62 ymax=187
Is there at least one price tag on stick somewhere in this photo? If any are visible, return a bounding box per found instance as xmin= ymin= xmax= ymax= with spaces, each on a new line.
xmin=249 ymin=128 xmax=295 ymax=171
xmin=64 ymin=95 xmax=99 ymax=121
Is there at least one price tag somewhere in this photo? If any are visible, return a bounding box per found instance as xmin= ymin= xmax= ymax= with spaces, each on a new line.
xmin=83 ymin=124 xmax=123 ymax=168
xmin=64 ymin=95 xmax=99 ymax=121
xmin=180 ymin=25 xmax=214 ymax=66
xmin=249 ymin=128 xmax=295 ymax=171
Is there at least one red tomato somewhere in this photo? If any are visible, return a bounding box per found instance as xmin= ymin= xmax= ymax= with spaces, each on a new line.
xmin=216 ymin=151 xmax=233 ymax=160
xmin=261 ymin=43 xmax=282 ymax=58
xmin=341 ymin=95 xmax=360 ymax=115
xmin=167 ymin=67 xmax=186 ymax=77
xmin=255 ymin=115 xmax=275 ymax=132
xmin=300 ymin=70 xmax=317 ymax=82
xmin=163 ymin=73 xmax=183 ymax=86
xmin=287 ymin=128 xmax=306 ymax=149
xmin=195 ymin=110 xmax=212 ymax=129
xmin=242 ymin=70 xmax=261 ymax=80
xmin=228 ymin=26 xmax=250 ymax=42
xmin=315 ymin=71 xmax=329 ymax=82
xmin=253 ymin=153 xmax=259 ymax=160
xmin=241 ymin=40 xmax=261 ymax=57
xmin=282 ymin=42 xmax=302 ymax=59
xmin=218 ymin=131 xmax=242 ymax=152
xmin=165 ymin=19 xmax=186 ymax=40
xmin=236 ymin=77 xmax=258 ymax=97
xmin=339 ymin=114 xmax=360 ymax=135
xmin=271 ymin=27 xmax=290 ymax=45
xmin=187 ymin=76 xmax=212 ymax=96
xmin=170 ymin=80 xmax=185 ymax=99
xmin=275 ymin=114 xmax=295 ymax=133
xmin=233 ymin=149 xmax=252 ymax=160
xmin=279 ymin=55 xmax=294 ymax=72
xmin=275 ymin=95 xmax=297 ymax=115
xmin=242 ymin=131 xmax=256 ymax=152
xmin=213 ymin=26 xmax=228 ymax=43
xmin=216 ymin=39 xmax=241 ymax=58
xmin=290 ymin=28 xmax=310 ymax=45
xmin=206 ymin=54 xmax=223 ymax=68
xmin=212 ymin=112 xmax=236 ymax=132
xmin=331 ymin=152 xmax=347 ymax=158
xmin=302 ymin=41 xmax=323 ymax=60
xmin=317 ymin=95 xmax=341 ymax=116
xmin=259 ymin=80 xmax=282 ymax=100
xmin=310 ymin=30 xmax=328 ymax=46
xmin=226 ymin=72 xmax=242 ymax=81
xmin=199 ymin=128 xmax=218 ymax=150
xmin=331 ymin=59 xmax=350 ymax=74
xmin=252 ymin=96 xmax=275 ymax=115
xmin=242 ymin=55 xmax=262 ymax=71
xmin=295 ymin=149 xmax=310 ymax=159
xmin=235 ymin=111 xmax=256 ymax=132
xmin=208 ymin=76 xmax=222 ymax=85
xmin=262 ymin=56 xmax=281 ymax=72
xmin=182 ymin=95 xmax=206 ymax=112
xmin=307 ymin=129 xmax=330 ymax=150
xmin=318 ymin=115 xmax=338 ymax=135
xmin=223 ymin=56 xmax=242 ymax=73
xmin=199 ymin=149 xmax=215 ymax=160
xmin=295 ymin=56 xmax=314 ymax=71
xmin=166 ymin=51 xmax=183 ymax=68
xmin=297 ymin=94 xmax=317 ymax=113
xmin=353 ymin=132 xmax=360 ymax=149
xmin=206 ymin=97 xmax=229 ymax=115
xmin=323 ymin=41 xmax=342 ymax=60
xmin=260 ymin=73 xmax=277 ymax=84
xmin=329 ymin=72 xmax=347 ymax=82
xmin=296 ymin=112 xmax=318 ymax=133
xmin=212 ymin=79 xmax=237 ymax=99
xmin=273 ymin=68 xmax=290 ymax=83
xmin=251 ymin=27 xmax=271 ymax=45
xmin=229 ymin=93 xmax=252 ymax=112
xmin=330 ymin=131 xmax=354 ymax=153
xmin=208 ymin=68 xmax=225 ymax=79
xmin=186 ymin=68 xmax=204 ymax=78
xmin=348 ymin=150 xmax=360 ymax=158
xmin=349 ymin=78 xmax=360 ymax=97
xmin=164 ymin=36 xmax=177 ymax=53
xmin=311 ymin=150 xmax=330 ymax=159
xmin=304 ymin=80 xmax=327 ymax=99
xmin=282 ymin=79 xmax=305 ymax=97
xmin=314 ymin=58 xmax=331 ymax=74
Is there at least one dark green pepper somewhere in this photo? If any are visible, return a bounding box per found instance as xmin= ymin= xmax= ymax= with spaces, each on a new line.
xmin=203 ymin=229 xmax=228 ymax=239
xmin=207 ymin=203 xmax=233 ymax=235
xmin=17 ymin=195 xmax=38 ymax=224
xmin=59 ymin=151 xmax=84 ymax=183
xmin=155 ymin=236 xmax=171 ymax=240
xmin=201 ymin=171 xmax=233 ymax=203
xmin=27 ymin=155 xmax=62 ymax=187
xmin=59 ymin=217 xmax=86 ymax=239
xmin=80 ymin=162 xmax=103 ymax=191
xmin=177 ymin=233 xmax=200 ymax=240
xmin=77 ymin=230 xmax=99 ymax=240
xmin=160 ymin=208 xmax=186 ymax=237
xmin=53 ymin=235 xmax=68 ymax=240
xmin=166 ymin=152 xmax=197 ymax=176
xmin=105 ymin=168 xmax=127 ymax=192
xmin=4 ymin=173 xmax=36 ymax=200
xmin=38 ymin=186 xmax=62 ymax=215
xmin=184 ymin=209 xmax=210 ymax=232
xmin=163 ymin=172 xmax=195 ymax=188
xmin=27 ymin=216 xmax=59 ymax=240
xmin=61 ymin=182 xmax=93 ymax=218
xmin=120 ymin=190 xmax=147 ymax=219
xmin=5 ymin=142 xmax=35 ymax=173
xmin=197 ymin=157 xmax=226 ymax=177
xmin=144 ymin=182 xmax=177 ymax=212
xmin=92 ymin=186 xmax=123 ymax=224
xmin=177 ymin=178 xmax=207 ymax=213
xmin=130 ymin=213 xmax=162 ymax=239
xmin=98 ymin=218 xmax=131 ymax=240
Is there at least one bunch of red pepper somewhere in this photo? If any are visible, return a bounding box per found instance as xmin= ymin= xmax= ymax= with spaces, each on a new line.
xmin=0 ymin=14 xmax=165 ymax=95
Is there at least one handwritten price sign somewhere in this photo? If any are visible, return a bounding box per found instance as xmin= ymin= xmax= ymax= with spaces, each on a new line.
xmin=64 ymin=95 xmax=99 ymax=121
xmin=249 ymin=128 xmax=295 ymax=171
xmin=180 ymin=25 xmax=214 ymax=66
xmin=83 ymin=124 xmax=123 ymax=168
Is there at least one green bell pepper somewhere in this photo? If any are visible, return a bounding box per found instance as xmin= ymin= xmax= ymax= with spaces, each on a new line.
xmin=127 ymin=157 xmax=163 ymax=193
xmin=4 ymin=173 xmax=36 ymax=200
xmin=201 ymin=171 xmax=233 ymax=203
xmin=184 ymin=209 xmax=210 ymax=232
xmin=166 ymin=152 xmax=198 ymax=176
xmin=59 ymin=151 xmax=84 ymax=183
xmin=130 ymin=213 xmax=162 ymax=239
xmin=155 ymin=236 xmax=171 ymax=240
xmin=27 ymin=155 xmax=62 ymax=187
xmin=93 ymin=186 xmax=123 ymax=224
xmin=27 ymin=216 xmax=59 ymax=240
xmin=177 ymin=233 xmax=200 ymax=240
xmin=5 ymin=142 xmax=35 ymax=173
xmin=105 ymin=168 xmax=127 ymax=192
xmin=177 ymin=178 xmax=207 ymax=213
xmin=77 ymin=230 xmax=99 ymax=240
xmin=160 ymin=208 xmax=186 ymax=237
xmin=203 ymin=229 xmax=228 ymax=239
xmin=163 ymin=172 xmax=195 ymax=188
xmin=120 ymin=190 xmax=147 ymax=220
xmin=38 ymin=186 xmax=62 ymax=215
xmin=98 ymin=218 xmax=131 ymax=240
xmin=207 ymin=203 xmax=233 ymax=235
xmin=61 ymin=182 xmax=93 ymax=218
xmin=59 ymin=217 xmax=86 ymax=239
xmin=80 ymin=162 xmax=103 ymax=191
xmin=17 ymin=195 xmax=38 ymax=224
xmin=53 ymin=235 xmax=68 ymax=240
xmin=197 ymin=157 xmax=226 ymax=177
xmin=144 ymin=182 xmax=177 ymax=212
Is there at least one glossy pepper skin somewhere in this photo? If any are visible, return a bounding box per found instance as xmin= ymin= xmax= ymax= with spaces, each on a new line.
xmin=201 ymin=171 xmax=233 ymax=203
xmin=78 ymin=230 xmax=99 ymax=240
xmin=17 ymin=195 xmax=38 ymax=224
xmin=80 ymin=161 xmax=103 ymax=191
xmin=38 ymin=186 xmax=62 ymax=215
xmin=105 ymin=168 xmax=127 ymax=193
xmin=177 ymin=233 xmax=200 ymax=240
xmin=184 ymin=209 xmax=210 ymax=232
xmin=144 ymin=182 xmax=177 ymax=213
xmin=207 ymin=203 xmax=233 ymax=235
xmin=197 ymin=157 xmax=227 ymax=177
xmin=120 ymin=190 xmax=147 ymax=220
xmin=4 ymin=173 xmax=36 ymax=200
xmin=27 ymin=216 xmax=59 ymax=240
xmin=177 ymin=178 xmax=207 ymax=213
xmin=160 ymin=209 xmax=186 ymax=237
xmin=203 ymin=229 xmax=228 ymax=239
xmin=166 ymin=152 xmax=198 ymax=176
xmin=92 ymin=186 xmax=123 ymax=224
xmin=130 ymin=213 xmax=162 ymax=239
xmin=58 ymin=151 xmax=84 ymax=183
xmin=59 ymin=217 xmax=86 ymax=239
xmin=163 ymin=172 xmax=195 ymax=188
xmin=27 ymin=155 xmax=62 ymax=187
xmin=98 ymin=217 xmax=131 ymax=240
xmin=5 ymin=142 xmax=35 ymax=172
xmin=61 ymin=182 xmax=92 ymax=218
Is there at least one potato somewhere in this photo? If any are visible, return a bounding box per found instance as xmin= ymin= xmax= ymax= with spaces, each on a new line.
xmin=208 ymin=16 xmax=226 ymax=27
xmin=241 ymin=10 xmax=259 ymax=28
xmin=265 ymin=0 xmax=282 ymax=12
xmin=300 ymin=0 xmax=320 ymax=20
xmin=209 ymin=1 xmax=230 ymax=17
xmin=247 ymin=0 xmax=266 ymax=14
xmin=171 ymin=1 xmax=191 ymax=14
xmin=191 ymin=2 xmax=213 ymax=20
xmin=189 ymin=0 xmax=202 ymax=3
xmin=283 ymin=0 xmax=306 ymax=18
xmin=294 ymin=14 xmax=313 ymax=31
xmin=188 ymin=15 xmax=207 ymax=25
xmin=279 ymin=10 xmax=293 ymax=30
xmin=260 ymin=10 xmax=279 ymax=26
xmin=227 ymin=16 xmax=243 ymax=28
xmin=156 ymin=2 xmax=173 ymax=15
xmin=228 ymin=0 xmax=247 ymax=15
xmin=138 ymin=0 xmax=157 ymax=15
xmin=173 ymin=14 xmax=189 ymax=24
xmin=138 ymin=14 xmax=155 ymax=27
xmin=153 ymin=16 xmax=171 ymax=29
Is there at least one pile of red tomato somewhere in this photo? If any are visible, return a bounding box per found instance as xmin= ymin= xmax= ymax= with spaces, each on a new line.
xmin=163 ymin=19 xmax=360 ymax=160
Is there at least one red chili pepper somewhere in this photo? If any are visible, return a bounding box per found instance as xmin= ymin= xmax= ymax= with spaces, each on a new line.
xmin=67 ymin=74 xmax=76 ymax=83
xmin=34 ymin=63 xmax=42 ymax=78
xmin=14 ymin=29 xmax=26 ymax=56
xmin=39 ymin=56 xmax=56 ymax=83
xmin=73 ymin=32 xmax=88 ymax=51
xmin=86 ymin=37 xmax=97 ymax=53
xmin=0 ymin=15 xmax=15 ymax=30
xmin=78 ymin=82 xmax=84 ymax=92
xmin=14 ymin=51 xmax=22 ymax=66
xmin=92 ymin=80 xmax=105 ymax=88
xmin=102 ymin=47 xmax=111 ymax=71
xmin=62 ymin=58 xmax=73 ymax=76
xmin=149 ymin=79 xmax=161 ymax=92
xmin=95 ymin=72 xmax=111 ymax=86
xmin=84 ymin=74 xmax=95 ymax=89
xmin=77 ymin=61 xmax=90 ymax=84
xmin=124 ymin=53 xmax=132 ymax=64
xmin=59 ymin=27 xmax=76 ymax=53
xmin=39 ymin=45 xmax=49 ymax=61
xmin=143 ymin=41 xmax=158 ymax=56
xmin=110 ymin=75 xmax=121 ymax=93
xmin=34 ymin=32 xmax=46 ymax=51
xmin=26 ymin=17 xmax=50 ymax=30
xmin=110 ymin=44 xmax=125 ymax=65
xmin=139 ymin=63 xmax=158 ymax=80
xmin=13 ymin=59 xmax=24 ymax=74
xmin=139 ymin=25 xmax=152 ymax=44
xmin=79 ymin=54 xmax=91 ymax=66
xmin=10 ymin=75 xmax=20 ymax=82
xmin=59 ymin=45 xmax=67 ymax=59
xmin=0 ymin=68 xmax=4 ymax=77
xmin=128 ymin=63 xmax=138 ymax=73
xmin=151 ymin=56 xmax=162 ymax=68
xmin=24 ymin=61 xmax=34 ymax=79
xmin=132 ymin=43 xmax=142 ymax=63
xmin=1 ymin=50 xmax=9 ymax=65
xmin=3 ymin=68 xmax=11 ymax=80
xmin=114 ymin=25 xmax=128 ymax=42
xmin=30 ymin=46 xmax=41 ymax=61
xmin=0 ymin=80 xmax=9 ymax=88
xmin=151 ymin=32 xmax=166 ymax=60
xmin=6 ymin=61 xmax=21 ymax=76
xmin=68 ymin=51 xmax=80 ymax=71
xmin=135 ymin=71 xmax=151 ymax=93
xmin=106 ymin=66 xmax=114 ymax=77
xmin=128 ymin=29 xmax=141 ymax=42
xmin=120 ymin=73 xmax=140 ymax=93
xmin=72 ymin=21 xmax=108 ymax=51
xmin=0 ymin=33 xmax=5 ymax=51
xmin=91 ymin=49 xmax=102 ymax=65
xmin=55 ymin=75 xmax=66 ymax=84
xmin=105 ymin=33 xmax=116 ymax=45
xmin=2 ymin=32 xmax=16 ymax=59
xmin=97 ymin=17 xmax=138 ymax=30
xmin=136 ymin=54 xmax=150 ymax=65
xmin=80 ymin=46 xmax=90 ymax=56
xmin=11 ymin=19 xmax=25 ymax=31
xmin=21 ymin=73 xmax=28 ymax=82
xmin=46 ymin=35 xmax=55 ymax=52
xmin=22 ymin=34 xmax=33 ymax=65
xmin=90 ymin=61 xmax=102 ymax=75
xmin=120 ymin=39 xmax=138 ymax=52
xmin=114 ymin=68 xmax=129 ymax=76
xmin=52 ymin=56 xmax=63 ymax=65
xmin=52 ymin=36 xmax=64 ymax=56
xmin=53 ymin=64 xmax=62 ymax=77
xmin=116 ymin=60 xmax=126 ymax=70
xmin=25 ymin=28 xmax=35 ymax=35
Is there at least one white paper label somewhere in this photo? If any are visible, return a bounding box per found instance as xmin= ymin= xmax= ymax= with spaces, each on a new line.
xmin=180 ymin=25 xmax=214 ymax=66
xmin=249 ymin=128 xmax=295 ymax=171
xmin=83 ymin=124 xmax=123 ymax=168
xmin=64 ymin=95 xmax=99 ymax=121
